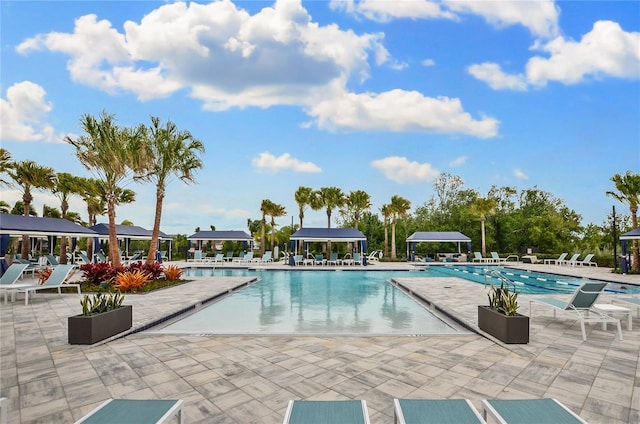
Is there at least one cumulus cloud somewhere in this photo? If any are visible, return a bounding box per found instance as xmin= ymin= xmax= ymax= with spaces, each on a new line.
xmin=449 ymin=156 xmax=467 ymax=167
xmin=513 ymin=168 xmax=529 ymax=180
xmin=469 ymin=20 xmax=640 ymax=90
xmin=329 ymin=0 xmax=456 ymax=22
xmin=372 ymin=156 xmax=439 ymax=183
xmin=421 ymin=58 xmax=435 ymax=67
xmin=309 ymin=89 xmax=499 ymax=138
xmin=252 ymin=152 xmax=322 ymax=173
xmin=0 ymin=81 xmax=58 ymax=142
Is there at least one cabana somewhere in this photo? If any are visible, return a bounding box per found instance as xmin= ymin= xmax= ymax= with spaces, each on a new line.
xmin=406 ymin=231 xmax=472 ymax=262
xmin=89 ymin=223 xmax=173 ymax=261
xmin=0 ymin=214 xmax=98 ymax=274
xmin=289 ymin=228 xmax=368 ymax=264
xmin=187 ymin=230 xmax=254 ymax=258
xmin=620 ymin=228 xmax=640 ymax=273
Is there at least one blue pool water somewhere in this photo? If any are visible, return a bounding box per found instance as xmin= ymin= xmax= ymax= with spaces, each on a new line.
xmin=154 ymin=270 xmax=463 ymax=336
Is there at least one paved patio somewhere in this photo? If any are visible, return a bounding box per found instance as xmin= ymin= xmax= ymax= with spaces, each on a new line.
xmin=1 ymin=261 xmax=639 ymax=423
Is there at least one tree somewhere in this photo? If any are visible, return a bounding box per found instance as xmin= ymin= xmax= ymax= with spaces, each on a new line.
xmin=471 ymin=197 xmax=496 ymax=257
xmin=138 ymin=117 xmax=204 ymax=265
xmin=0 ymin=148 xmax=13 ymax=186
xmin=342 ymin=190 xmax=371 ymax=230
xmin=8 ymin=160 xmax=57 ymax=258
xmin=259 ymin=199 xmax=273 ymax=256
xmin=390 ymin=195 xmax=411 ymax=260
xmin=311 ymin=187 xmax=345 ymax=257
xmin=66 ymin=111 xmax=145 ymax=267
xmin=53 ymin=172 xmax=84 ymax=264
xmin=269 ymin=202 xmax=286 ymax=251
xmin=294 ymin=186 xmax=314 ymax=229
xmin=380 ymin=204 xmax=392 ymax=258
xmin=607 ymin=171 xmax=640 ymax=272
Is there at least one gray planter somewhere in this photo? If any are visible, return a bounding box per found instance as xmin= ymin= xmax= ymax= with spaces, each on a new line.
xmin=68 ymin=305 xmax=132 ymax=345
xmin=478 ymin=305 xmax=529 ymax=344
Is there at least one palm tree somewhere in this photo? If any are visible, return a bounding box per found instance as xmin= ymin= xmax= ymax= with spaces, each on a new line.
xmin=138 ymin=117 xmax=205 ymax=264
xmin=66 ymin=111 xmax=144 ymax=267
xmin=269 ymin=202 xmax=286 ymax=251
xmin=294 ymin=186 xmax=314 ymax=229
xmin=390 ymin=195 xmax=411 ymax=260
xmin=311 ymin=187 xmax=345 ymax=257
xmin=380 ymin=204 xmax=392 ymax=258
xmin=53 ymin=172 xmax=84 ymax=264
xmin=344 ymin=190 xmax=371 ymax=229
xmin=471 ymin=197 xmax=497 ymax=258
xmin=8 ymin=160 xmax=57 ymax=258
xmin=0 ymin=148 xmax=13 ymax=186
xmin=607 ymin=171 xmax=640 ymax=272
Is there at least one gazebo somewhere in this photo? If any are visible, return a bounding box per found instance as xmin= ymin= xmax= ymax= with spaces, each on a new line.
xmin=289 ymin=228 xmax=368 ymax=263
xmin=187 ymin=230 xmax=254 ymax=256
xmin=89 ymin=223 xmax=173 ymax=261
xmin=620 ymin=228 xmax=640 ymax=273
xmin=406 ymin=231 xmax=472 ymax=262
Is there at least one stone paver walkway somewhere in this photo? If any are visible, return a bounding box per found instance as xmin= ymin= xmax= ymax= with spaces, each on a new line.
xmin=0 ymin=261 xmax=638 ymax=423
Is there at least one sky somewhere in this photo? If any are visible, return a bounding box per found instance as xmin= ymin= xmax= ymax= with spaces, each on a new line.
xmin=1 ymin=0 xmax=639 ymax=236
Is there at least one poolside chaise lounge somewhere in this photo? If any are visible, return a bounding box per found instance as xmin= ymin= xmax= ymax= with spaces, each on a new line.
xmin=0 ymin=263 xmax=29 ymax=286
xmin=209 ymin=253 xmax=225 ymax=264
xmin=482 ymin=398 xmax=587 ymax=424
xmin=394 ymin=399 xmax=485 ymax=424
xmin=303 ymin=253 xmax=316 ymax=266
xmin=529 ymin=281 xmax=622 ymax=341
xmin=544 ymin=252 xmax=567 ymax=265
xmin=75 ymin=399 xmax=183 ymax=424
xmin=490 ymin=252 xmax=519 ymax=263
xmin=283 ymin=400 xmax=370 ymax=424
xmin=293 ymin=255 xmax=304 ymax=266
xmin=613 ymin=297 xmax=640 ymax=317
xmin=4 ymin=264 xmax=79 ymax=305
xmin=576 ymin=253 xmax=598 ymax=267
xmin=560 ymin=253 xmax=580 ymax=266
xmin=327 ymin=252 xmax=339 ymax=266
xmin=472 ymin=252 xmax=492 ymax=263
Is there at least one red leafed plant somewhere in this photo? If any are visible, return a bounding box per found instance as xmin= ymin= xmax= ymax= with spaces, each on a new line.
xmin=80 ymin=262 xmax=126 ymax=285
xmin=127 ymin=261 xmax=164 ymax=280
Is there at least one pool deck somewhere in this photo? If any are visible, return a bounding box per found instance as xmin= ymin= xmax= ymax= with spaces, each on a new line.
xmin=1 ymin=261 xmax=638 ymax=423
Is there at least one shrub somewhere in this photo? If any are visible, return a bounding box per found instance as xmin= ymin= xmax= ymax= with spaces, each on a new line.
xmin=128 ymin=261 xmax=164 ymax=280
xmin=163 ymin=265 xmax=183 ymax=281
xmin=80 ymin=262 xmax=125 ymax=285
xmin=487 ymin=280 xmax=520 ymax=316
xmin=114 ymin=270 xmax=150 ymax=292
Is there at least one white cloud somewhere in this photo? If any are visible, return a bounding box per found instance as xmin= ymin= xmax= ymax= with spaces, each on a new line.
xmin=252 ymin=152 xmax=322 ymax=173
xmin=329 ymin=0 xmax=456 ymax=22
xmin=0 ymin=81 xmax=58 ymax=142
xmin=309 ymin=89 xmax=499 ymax=138
xmin=421 ymin=58 xmax=435 ymax=67
xmin=444 ymin=0 xmax=559 ymax=38
xmin=469 ymin=20 xmax=640 ymax=90
xmin=513 ymin=168 xmax=529 ymax=180
xmin=449 ymin=156 xmax=467 ymax=167
xmin=372 ymin=156 xmax=439 ymax=183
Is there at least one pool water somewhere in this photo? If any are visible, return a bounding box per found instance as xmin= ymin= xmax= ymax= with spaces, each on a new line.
xmin=154 ymin=270 xmax=464 ymax=336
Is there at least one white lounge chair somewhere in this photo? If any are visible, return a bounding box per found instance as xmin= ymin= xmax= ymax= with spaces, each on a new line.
xmin=482 ymin=398 xmax=587 ymax=424
xmin=75 ymin=399 xmax=183 ymax=424
xmin=394 ymin=398 xmax=485 ymax=423
xmin=4 ymin=264 xmax=79 ymax=305
xmin=560 ymin=253 xmax=580 ymax=266
xmin=576 ymin=253 xmax=597 ymax=267
xmin=283 ymin=400 xmax=370 ymax=424
xmin=472 ymin=252 xmax=492 ymax=263
xmin=613 ymin=297 xmax=640 ymax=318
xmin=529 ymin=282 xmax=622 ymax=341
xmin=303 ymin=253 xmax=316 ymax=266
xmin=544 ymin=252 xmax=567 ymax=265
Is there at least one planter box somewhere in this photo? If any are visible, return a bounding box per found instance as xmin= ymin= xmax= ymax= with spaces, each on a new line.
xmin=68 ymin=305 xmax=132 ymax=345
xmin=478 ymin=305 xmax=529 ymax=344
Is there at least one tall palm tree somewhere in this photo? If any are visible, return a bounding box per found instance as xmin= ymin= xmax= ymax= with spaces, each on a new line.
xmin=607 ymin=171 xmax=640 ymax=272
xmin=344 ymin=190 xmax=371 ymax=229
xmin=294 ymin=186 xmax=314 ymax=229
xmin=311 ymin=187 xmax=345 ymax=257
xmin=66 ymin=111 xmax=144 ymax=267
xmin=53 ymin=172 xmax=84 ymax=264
xmin=8 ymin=160 xmax=57 ymax=258
xmin=380 ymin=204 xmax=392 ymax=258
xmin=0 ymin=148 xmax=13 ymax=186
xmin=471 ymin=197 xmax=497 ymax=258
xmin=390 ymin=195 xmax=411 ymax=260
xmin=269 ymin=202 xmax=286 ymax=251
xmin=138 ymin=117 xmax=204 ymax=264
xmin=259 ymin=199 xmax=275 ymax=256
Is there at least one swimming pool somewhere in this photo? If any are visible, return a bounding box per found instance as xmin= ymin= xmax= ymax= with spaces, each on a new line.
xmin=152 ymin=270 xmax=466 ymax=336
xmin=427 ymin=265 xmax=640 ymax=295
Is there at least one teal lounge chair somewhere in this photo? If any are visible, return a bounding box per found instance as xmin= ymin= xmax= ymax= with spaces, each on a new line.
xmin=0 ymin=263 xmax=29 ymax=286
xmin=482 ymin=398 xmax=587 ymax=424
xmin=394 ymin=399 xmax=485 ymax=424
xmin=5 ymin=264 xmax=79 ymax=305
xmin=529 ymin=282 xmax=622 ymax=341
xmin=46 ymin=254 xmax=60 ymax=266
xmin=283 ymin=400 xmax=370 ymax=424
xmin=75 ymin=399 xmax=183 ymax=424
xmin=614 ymin=297 xmax=640 ymax=317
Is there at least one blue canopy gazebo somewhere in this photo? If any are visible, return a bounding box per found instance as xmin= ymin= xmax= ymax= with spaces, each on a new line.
xmin=620 ymin=228 xmax=640 ymax=273
xmin=89 ymin=223 xmax=173 ymax=261
xmin=289 ymin=228 xmax=368 ymax=264
xmin=187 ymin=230 xmax=254 ymax=256
xmin=406 ymin=231 xmax=472 ymax=262
xmin=0 ymin=214 xmax=98 ymax=274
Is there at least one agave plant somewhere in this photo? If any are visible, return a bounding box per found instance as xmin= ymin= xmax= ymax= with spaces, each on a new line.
xmin=487 ymin=280 xmax=520 ymax=316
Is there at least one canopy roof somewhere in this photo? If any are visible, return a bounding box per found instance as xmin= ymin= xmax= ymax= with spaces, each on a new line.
xmin=187 ymin=230 xmax=253 ymax=241
xmin=406 ymin=231 xmax=471 ymax=243
xmin=620 ymin=228 xmax=640 ymax=240
xmin=89 ymin=223 xmax=171 ymax=240
xmin=290 ymin=228 xmax=366 ymax=242
xmin=0 ymin=214 xmax=97 ymax=237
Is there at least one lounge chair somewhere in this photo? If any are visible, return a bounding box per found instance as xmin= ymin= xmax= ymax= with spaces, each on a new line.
xmin=490 ymin=252 xmax=519 ymax=263
xmin=544 ymin=252 xmax=567 ymax=265
xmin=341 ymin=253 xmax=353 ymax=266
xmin=314 ymin=254 xmax=326 ymax=266
xmin=76 ymin=251 xmax=92 ymax=265
xmin=576 ymin=253 xmax=598 ymax=267
xmin=257 ymin=251 xmax=273 ymax=264
xmin=209 ymin=253 xmax=225 ymax=264
xmin=293 ymin=255 xmax=304 ymax=266
xmin=239 ymin=252 xmax=254 ymax=264
xmin=282 ymin=400 xmax=370 ymax=424
xmin=613 ymin=297 xmax=640 ymax=318
xmin=189 ymin=250 xmax=203 ymax=262
xmin=124 ymin=252 xmax=143 ymax=265
xmin=46 ymin=254 xmax=60 ymax=266
xmin=13 ymin=258 xmax=38 ymax=277
xmin=353 ymin=253 xmax=362 ymax=265
xmin=224 ymin=251 xmax=234 ymax=262
xmin=75 ymin=399 xmax=184 ymax=424
xmin=95 ymin=252 xmax=107 ymax=263
xmin=472 ymin=252 xmax=492 ymax=263
xmin=529 ymin=282 xmax=622 ymax=341
xmin=394 ymin=399 xmax=485 ymax=424
xmin=4 ymin=264 xmax=79 ymax=305
xmin=0 ymin=263 xmax=29 ymax=286
xmin=327 ymin=252 xmax=339 ymax=266
xmin=560 ymin=253 xmax=580 ymax=266
xmin=482 ymin=398 xmax=587 ymax=424
xmin=303 ymin=253 xmax=316 ymax=266
xmin=367 ymin=250 xmax=382 ymax=263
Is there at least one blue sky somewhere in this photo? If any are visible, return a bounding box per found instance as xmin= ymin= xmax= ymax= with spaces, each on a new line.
xmin=1 ymin=0 xmax=639 ymax=235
